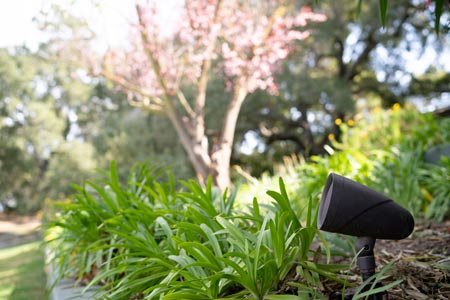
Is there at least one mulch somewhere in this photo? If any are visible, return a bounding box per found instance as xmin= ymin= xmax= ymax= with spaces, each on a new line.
xmin=376 ymin=220 xmax=450 ymax=299
xmin=323 ymin=220 xmax=450 ymax=299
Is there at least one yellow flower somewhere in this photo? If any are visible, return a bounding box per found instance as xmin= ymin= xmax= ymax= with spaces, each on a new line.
xmin=335 ymin=118 xmax=342 ymax=125
xmin=328 ymin=133 xmax=335 ymax=140
xmin=347 ymin=119 xmax=355 ymax=126
xmin=422 ymin=188 xmax=433 ymax=202
xmin=392 ymin=103 xmax=401 ymax=111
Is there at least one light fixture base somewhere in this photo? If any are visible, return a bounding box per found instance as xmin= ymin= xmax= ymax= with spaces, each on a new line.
xmin=356 ymin=237 xmax=383 ymax=300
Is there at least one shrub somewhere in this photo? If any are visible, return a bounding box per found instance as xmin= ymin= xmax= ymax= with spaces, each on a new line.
xmin=421 ymin=157 xmax=450 ymax=221
xmin=246 ymin=106 xmax=450 ymax=220
xmin=45 ymin=162 xmax=347 ymax=299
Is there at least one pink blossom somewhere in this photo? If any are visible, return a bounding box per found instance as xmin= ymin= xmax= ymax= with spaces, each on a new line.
xmin=106 ymin=0 xmax=327 ymax=98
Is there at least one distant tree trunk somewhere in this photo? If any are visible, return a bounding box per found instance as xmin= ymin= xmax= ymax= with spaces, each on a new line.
xmin=210 ymin=79 xmax=248 ymax=190
xmin=166 ymin=78 xmax=247 ymax=190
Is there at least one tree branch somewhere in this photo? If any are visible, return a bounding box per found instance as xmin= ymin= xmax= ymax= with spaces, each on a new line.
xmin=177 ymin=90 xmax=195 ymax=119
xmin=193 ymin=0 xmax=222 ymax=140
xmin=333 ymin=37 xmax=346 ymax=78
xmin=102 ymin=69 xmax=164 ymax=112
xmin=266 ymin=132 xmax=306 ymax=148
xmin=135 ymin=4 xmax=178 ymax=111
xmin=345 ymin=7 xmax=410 ymax=82
xmin=135 ymin=4 xmax=198 ymax=141
xmin=127 ymin=95 xmax=164 ymax=112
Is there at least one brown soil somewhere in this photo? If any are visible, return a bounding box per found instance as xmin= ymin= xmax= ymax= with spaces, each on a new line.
xmin=324 ymin=220 xmax=450 ymax=299
xmin=376 ymin=220 xmax=450 ymax=300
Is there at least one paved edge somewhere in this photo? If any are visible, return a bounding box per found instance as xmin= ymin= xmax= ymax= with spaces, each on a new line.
xmin=46 ymin=248 xmax=103 ymax=300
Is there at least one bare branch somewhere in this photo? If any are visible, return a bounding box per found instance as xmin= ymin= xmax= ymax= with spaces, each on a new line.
xmin=135 ymin=3 xmax=196 ymax=147
xmin=102 ymin=69 xmax=164 ymax=111
xmin=177 ymin=90 xmax=195 ymax=119
xmin=127 ymin=95 xmax=164 ymax=113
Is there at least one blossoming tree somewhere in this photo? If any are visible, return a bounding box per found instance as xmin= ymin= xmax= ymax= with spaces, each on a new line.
xmin=101 ymin=0 xmax=326 ymax=190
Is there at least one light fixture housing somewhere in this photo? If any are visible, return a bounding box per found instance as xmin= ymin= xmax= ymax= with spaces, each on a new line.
xmin=318 ymin=173 xmax=415 ymax=299
xmin=318 ymin=173 xmax=414 ymax=240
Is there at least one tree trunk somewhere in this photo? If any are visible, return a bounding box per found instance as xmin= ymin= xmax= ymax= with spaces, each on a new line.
xmin=165 ymin=109 xmax=212 ymax=184
xmin=210 ymin=79 xmax=248 ymax=190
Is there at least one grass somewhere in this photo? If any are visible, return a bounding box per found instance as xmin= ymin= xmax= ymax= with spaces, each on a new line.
xmin=0 ymin=240 xmax=47 ymax=300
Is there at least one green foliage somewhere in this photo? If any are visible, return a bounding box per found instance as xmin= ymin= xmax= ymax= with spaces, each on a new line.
xmin=45 ymin=162 xmax=347 ymax=299
xmin=369 ymin=149 xmax=423 ymax=215
xmin=239 ymin=106 xmax=450 ymax=222
xmin=330 ymin=106 xmax=450 ymax=219
xmin=0 ymin=47 xmax=100 ymax=212
xmin=378 ymin=0 xmax=388 ymax=27
xmin=351 ymin=260 xmax=402 ymax=299
xmin=421 ymin=157 xmax=450 ymax=221
xmin=0 ymin=47 xmax=193 ymax=213
xmin=375 ymin=0 xmax=445 ymax=33
xmin=237 ymin=0 xmax=449 ymax=174
xmin=91 ymin=107 xmax=193 ymax=182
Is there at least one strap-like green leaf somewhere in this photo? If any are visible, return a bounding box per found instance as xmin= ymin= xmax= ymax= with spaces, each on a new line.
xmin=435 ymin=0 xmax=444 ymax=34
xmin=379 ymin=0 xmax=388 ymax=27
xmin=356 ymin=0 xmax=363 ymax=16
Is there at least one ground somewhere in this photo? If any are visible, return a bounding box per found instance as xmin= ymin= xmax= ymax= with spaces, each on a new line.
xmin=0 ymin=214 xmax=46 ymax=300
xmin=321 ymin=219 xmax=450 ymax=299
xmin=0 ymin=214 xmax=448 ymax=299
xmin=376 ymin=220 xmax=450 ymax=299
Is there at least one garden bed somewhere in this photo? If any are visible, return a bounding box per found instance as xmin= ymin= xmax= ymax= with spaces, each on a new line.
xmin=323 ymin=219 xmax=450 ymax=300
xmin=44 ymin=216 xmax=450 ymax=300
xmin=377 ymin=220 xmax=450 ymax=299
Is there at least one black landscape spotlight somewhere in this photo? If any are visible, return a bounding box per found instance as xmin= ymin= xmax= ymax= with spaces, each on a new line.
xmin=318 ymin=173 xmax=414 ymax=299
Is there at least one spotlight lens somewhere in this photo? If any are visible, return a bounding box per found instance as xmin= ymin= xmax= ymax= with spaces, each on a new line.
xmin=318 ymin=178 xmax=334 ymax=229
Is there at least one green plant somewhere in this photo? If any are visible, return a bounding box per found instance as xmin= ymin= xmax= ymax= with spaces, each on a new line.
xmin=351 ymin=260 xmax=403 ymax=300
xmin=45 ymin=162 xmax=349 ymax=299
xmin=368 ymin=147 xmax=424 ymax=216
xmin=338 ymin=106 xmax=449 ymax=154
xmin=45 ymin=161 xmax=171 ymax=287
xmin=422 ymin=157 xmax=450 ymax=221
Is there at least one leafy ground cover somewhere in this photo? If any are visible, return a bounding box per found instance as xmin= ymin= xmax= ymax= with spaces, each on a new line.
xmin=42 ymin=106 xmax=449 ymax=299
xmin=0 ymin=215 xmax=46 ymax=300
xmin=1 ymin=214 xmax=448 ymax=299
xmin=45 ymin=164 xmax=346 ymax=299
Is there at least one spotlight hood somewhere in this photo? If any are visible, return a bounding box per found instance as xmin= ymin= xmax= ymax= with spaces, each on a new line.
xmin=318 ymin=173 xmax=414 ymax=240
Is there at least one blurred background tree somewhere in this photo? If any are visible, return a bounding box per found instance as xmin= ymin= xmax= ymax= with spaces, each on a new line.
xmin=0 ymin=47 xmax=191 ymax=212
xmin=40 ymin=0 xmax=328 ymax=190
xmin=0 ymin=0 xmax=448 ymax=212
xmin=234 ymin=0 xmax=449 ymax=175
